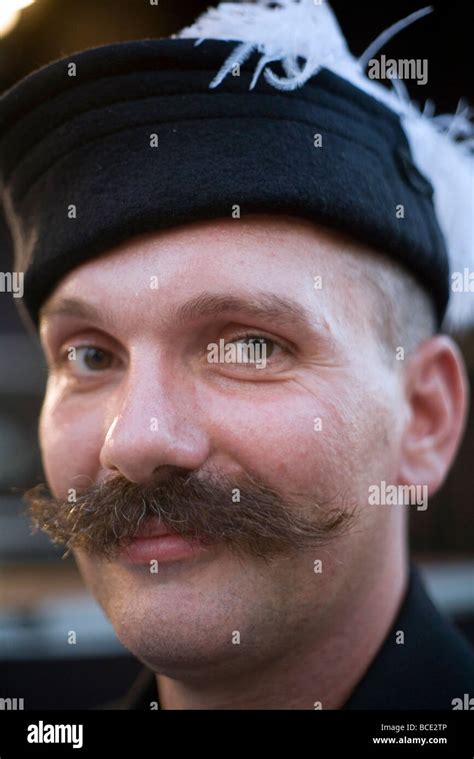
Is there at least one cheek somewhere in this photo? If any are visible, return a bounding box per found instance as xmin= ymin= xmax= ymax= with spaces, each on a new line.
xmin=202 ymin=379 xmax=353 ymax=498
xmin=206 ymin=373 xmax=397 ymax=503
xmin=39 ymin=386 xmax=106 ymax=498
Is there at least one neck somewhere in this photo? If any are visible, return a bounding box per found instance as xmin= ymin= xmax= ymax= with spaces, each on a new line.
xmin=155 ymin=550 xmax=408 ymax=710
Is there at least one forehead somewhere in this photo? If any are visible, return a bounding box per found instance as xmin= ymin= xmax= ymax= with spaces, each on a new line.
xmin=39 ymin=214 xmax=372 ymax=335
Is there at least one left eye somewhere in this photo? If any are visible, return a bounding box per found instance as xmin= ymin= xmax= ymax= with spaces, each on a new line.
xmin=229 ymin=335 xmax=276 ymax=358
xmin=74 ymin=346 xmax=114 ymax=371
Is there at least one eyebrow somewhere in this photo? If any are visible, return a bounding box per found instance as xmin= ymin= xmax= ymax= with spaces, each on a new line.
xmin=40 ymin=297 xmax=109 ymax=325
xmin=39 ymin=292 xmax=323 ymax=336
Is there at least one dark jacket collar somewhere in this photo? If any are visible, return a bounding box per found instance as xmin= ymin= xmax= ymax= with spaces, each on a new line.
xmin=343 ymin=564 xmax=474 ymax=709
xmin=101 ymin=564 xmax=474 ymax=710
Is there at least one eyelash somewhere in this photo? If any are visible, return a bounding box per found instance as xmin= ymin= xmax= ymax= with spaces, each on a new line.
xmin=226 ymin=332 xmax=283 ymax=354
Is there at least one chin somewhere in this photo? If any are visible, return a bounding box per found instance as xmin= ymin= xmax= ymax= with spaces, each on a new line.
xmin=74 ymin=546 xmax=280 ymax=675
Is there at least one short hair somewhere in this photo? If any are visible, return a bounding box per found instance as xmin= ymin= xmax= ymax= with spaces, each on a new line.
xmin=356 ymin=250 xmax=438 ymax=362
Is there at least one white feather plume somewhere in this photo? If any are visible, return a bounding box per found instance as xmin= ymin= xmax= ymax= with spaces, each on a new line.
xmin=177 ymin=0 xmax=474 ymax=333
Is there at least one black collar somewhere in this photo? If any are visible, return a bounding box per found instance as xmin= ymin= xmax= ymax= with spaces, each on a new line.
xmin=102 ymin=564 xmax=474 ymax=710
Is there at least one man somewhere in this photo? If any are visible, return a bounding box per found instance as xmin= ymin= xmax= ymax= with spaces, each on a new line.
xmin=0 ymin=0 xmax=473 ymax=709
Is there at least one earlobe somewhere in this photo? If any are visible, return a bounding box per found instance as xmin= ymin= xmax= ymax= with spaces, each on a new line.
xmin=397 ymin=335 xmax=469 ymax=496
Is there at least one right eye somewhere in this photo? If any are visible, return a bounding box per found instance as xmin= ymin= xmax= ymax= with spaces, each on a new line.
xmin=63 ymin=345 xmax=116 ymax=374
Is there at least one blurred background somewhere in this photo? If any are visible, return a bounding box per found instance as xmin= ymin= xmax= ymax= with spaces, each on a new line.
xmin=0 ymin=0 xmax=473 ymax=709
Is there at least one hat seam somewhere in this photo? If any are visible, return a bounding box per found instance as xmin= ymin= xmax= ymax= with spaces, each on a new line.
xmin=13 ymin=114 xmax=397 ymax=204
xmin=0 ymin=71 xmax=401 ymax=172
xmin=0 ymin=53 xmax=401 ymax=135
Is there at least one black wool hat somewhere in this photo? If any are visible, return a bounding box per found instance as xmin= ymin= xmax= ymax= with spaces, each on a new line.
xmin=0 ymin=0 xmax=472 ymax=332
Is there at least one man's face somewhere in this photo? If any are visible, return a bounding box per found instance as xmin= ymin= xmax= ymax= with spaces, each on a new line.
xmin=37 ymin=215 xmax=405 ymax=674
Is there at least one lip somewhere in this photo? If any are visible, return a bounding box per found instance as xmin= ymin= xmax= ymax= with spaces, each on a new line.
xmin=119 ymin=518 xmax=208 ymax=565
xmin=134 ymin=518 xmax=177 ymax=540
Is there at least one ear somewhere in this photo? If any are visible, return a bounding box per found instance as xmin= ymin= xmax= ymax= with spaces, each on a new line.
xmin=397 ymin=335 xmax=469 ymax=495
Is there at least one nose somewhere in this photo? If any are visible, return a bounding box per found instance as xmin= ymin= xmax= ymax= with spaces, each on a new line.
xmin=99 ymin=353 xmax=210 ymax=484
